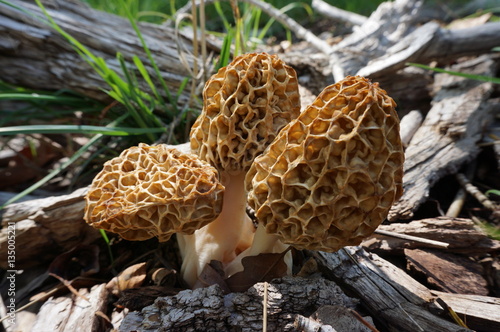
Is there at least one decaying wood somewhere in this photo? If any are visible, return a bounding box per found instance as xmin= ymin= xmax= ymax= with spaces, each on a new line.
xmin=0 ymin=0 xmax=202 ymax=104
xmin=30 ymin=284 xmax=108 ymax=332
xmin=356 ymin=20 xmax=500 ymax=79
xmin=405 ymin=248 xmax=489 ymax=296
xmin=431 ymin=291 xmax=500 ymax=332
xmin=363 ymin=217 xmax=500 ymax=254
xmin=118 ymin=276 xmax=360 ymax=332
xmin=313 ymin=247 xmax=473 ymax=332
xmin=388 ymin=56 xmax=497 ymax=221
xmin=0 ymin=187 xmax=99 ymax=269
xmin=327 ymin=0 xmax=500 ymax=80
xmin=328 ymin=0 xmax=426 ymax=80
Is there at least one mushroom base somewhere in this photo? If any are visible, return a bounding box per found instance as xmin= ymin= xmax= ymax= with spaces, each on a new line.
xmin=224 ymin=223 xmax=293 ymax=277
xmin=177 ymin=172 xmax=255 ymax=287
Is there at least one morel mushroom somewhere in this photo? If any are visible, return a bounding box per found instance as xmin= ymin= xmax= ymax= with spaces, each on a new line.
xmin=84 ymin=143 xmax=224 ymax=243
xmin=179 ymin=52 xmax=301 ymax=286
xmin=227 ymin=76 xmax=404 ymax=274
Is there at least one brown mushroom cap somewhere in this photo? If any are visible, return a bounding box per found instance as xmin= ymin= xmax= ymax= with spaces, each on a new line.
xmin=246 ymin=76 xmax=404 ymax=251
xmin=190 ymin=52 xmax=301 ymax=173
xmin=84 ymin=143 xmax=224 ymax=242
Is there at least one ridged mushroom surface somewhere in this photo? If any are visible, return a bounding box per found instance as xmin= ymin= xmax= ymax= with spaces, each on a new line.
xmin=190 ymin=52 xmax=301 ymax=173
xmin=84 ymin=143 xmax=224 ymax=242
xmin=246 ymin=76 xmax=404 ymax=251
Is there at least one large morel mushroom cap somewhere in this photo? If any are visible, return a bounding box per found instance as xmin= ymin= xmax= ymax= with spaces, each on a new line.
xmin=246 ymin=76 xmax=404 ymax=252
xmin=190 ymin=52 xmax=301 ymax=173
xmin=84 ymin=143 xmax=224 ymax=242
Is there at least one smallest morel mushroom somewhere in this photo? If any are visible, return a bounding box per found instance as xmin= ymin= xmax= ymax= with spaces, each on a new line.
xmin=226 ymin=76 xmax=404 ymax=275
xmin=84 ymin=143 xmax=224 ymax=243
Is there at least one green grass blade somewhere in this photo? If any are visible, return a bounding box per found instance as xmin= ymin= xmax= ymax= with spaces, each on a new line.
xmin=217 ymin=31 xmax=233 ymax=70
xmin=214 ymin=1 xmax=232 ymax=32
xmin=118 ymin=0 xmax=176 ymax=109
xmin=133 ymin=55 xmax=163 ymax=102
xmin=407 ymin=63 xmax=500 ymax=84
xmin=0 ymin=93 xmax=85 ymax=103
xmin=0 ymin=125 xmax=166 ymax=136
xmin=0 ymin=114 xmax=132 ymax=210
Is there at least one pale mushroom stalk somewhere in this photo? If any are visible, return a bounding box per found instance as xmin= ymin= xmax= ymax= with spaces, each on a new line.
xmin=180 ymin=52 xmax=301 ymax=287
xmin=227 ymin=76 xmax=405 ymax=276
xmin=177 ymin=172 xmax=254 ymax=287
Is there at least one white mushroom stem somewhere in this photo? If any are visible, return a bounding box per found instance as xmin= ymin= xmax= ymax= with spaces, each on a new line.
xmin=224 ymin=223 xmax=292 ymax=277
xmin=177 ymin=172 xmax=255 ymax=287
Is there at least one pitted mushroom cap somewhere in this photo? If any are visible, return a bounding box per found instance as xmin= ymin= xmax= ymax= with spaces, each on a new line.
xmin=84 ymin=143 xmax=224 ymax=242
xmin=246 ymin=76 xmax=404 ymax=251
xmin=190 ymin=52 xmax=301 ymax=174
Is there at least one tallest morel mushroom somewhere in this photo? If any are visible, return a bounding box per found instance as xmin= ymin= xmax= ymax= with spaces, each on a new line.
xmin=178 ymin=53 xmax=301 ymax=286
xmin=226 ymin=75 xmax=404 ymax=274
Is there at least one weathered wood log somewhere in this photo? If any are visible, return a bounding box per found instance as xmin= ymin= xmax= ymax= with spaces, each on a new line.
xmin=0 ymin=187 xmax=100 ymax=269
xmin=327 ymin=0 xmax=500 ymax=81
xmin=0 ymin=0 xmax=205 ymax=104
xmin=363 ymin=217 xmax=500 ymax=254
xmin=358 ymin=21 xmax=500 ymax=79
xmin=431 ymin=291 xmax=500 ymax=332
xmin=118 ymin=276 xmax=361 ymax=331
xmin=388 ymin=55 xmax=497 ymax=221
xmin=312 ymin=247 xmax=473 ymax=332
xmin=30 ymin=284 xmax=109 ymax=332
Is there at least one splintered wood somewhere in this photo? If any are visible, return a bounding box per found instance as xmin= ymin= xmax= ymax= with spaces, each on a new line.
xmin=389 ymin=56 xmax=497 ymax=221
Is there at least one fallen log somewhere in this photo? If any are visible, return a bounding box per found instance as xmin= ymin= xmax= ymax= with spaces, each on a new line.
xmin=0 ymin=187 xmax=99 ymax=269
xmin=431 ymin=291 xmax=500 ymax=332
xmin=388 ymin=55 xmax=497 ymax=220
xmin=313 ymin=247 xmax=475 ymax=332
xmin=0 ymin=0 xmax=206 ymax=105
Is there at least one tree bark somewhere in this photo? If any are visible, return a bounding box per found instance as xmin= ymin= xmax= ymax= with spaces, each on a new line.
xmin=118 ymin=276 xmax=360 ymax=331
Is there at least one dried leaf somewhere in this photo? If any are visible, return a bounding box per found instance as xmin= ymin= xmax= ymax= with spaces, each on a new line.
xmin=193 ymin=260 xmax=231 ymax=293
xmin=225 ymin=251 xmax=289 ymax=293
xmin=106 ymin=262 xmax=147 ymax=296
xmin=150 ymin=267 xmax=177 ymax=287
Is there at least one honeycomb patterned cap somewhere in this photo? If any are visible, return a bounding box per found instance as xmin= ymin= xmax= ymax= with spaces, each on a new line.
xmin=190 ymin=52 xmax=301 ymax=174
xmin=246 ymin=76 xmax=404 ymax=251
xmin=84 ymin=144 xmax=224 ymax=242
